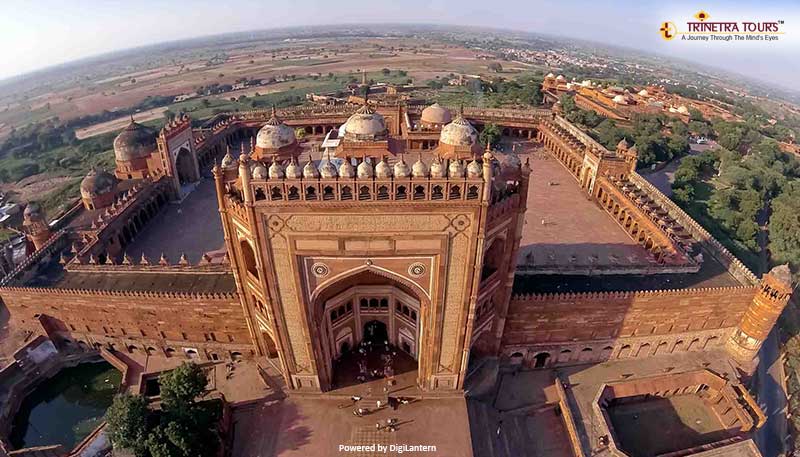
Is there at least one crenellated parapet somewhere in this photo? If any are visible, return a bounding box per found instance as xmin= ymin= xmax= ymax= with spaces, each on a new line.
xmin=629 ymin=172 xmax=758 ymax=285
xmin=221 ymin=150 xmax=525 ymax=209
xmin=511 ymin=285 xmax=756 ymax=302
xmin=0 ymin=285 xmax=238 ymax=301
xmin=0 ymin=229 xmax=69 ymax=287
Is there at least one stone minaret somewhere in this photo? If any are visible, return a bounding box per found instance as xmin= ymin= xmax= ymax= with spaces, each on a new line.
xmin=727 ymin=264 xmax=793 ymax=366
xmin=22 ymin=203 xmax=51 ymax=252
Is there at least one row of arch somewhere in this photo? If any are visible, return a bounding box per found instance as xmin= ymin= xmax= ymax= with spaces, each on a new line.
xmin=98 ymin=191 xmax=170 ymax=262
xmin=501 ymin=128 xmax=535 ymax=139
xmin=595 ymin=185 xmax=668 ymax=261
xmin=511 ymin=334 xmax=724 ymax=369
xmin=59 ymin=337 xmax=247 ymax=362
xmin=539 ymin=128 xmax=583 ymax=178
xmin=255 ymin=182 xmax=481 ymax=203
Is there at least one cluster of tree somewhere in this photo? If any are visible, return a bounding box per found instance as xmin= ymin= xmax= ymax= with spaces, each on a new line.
xmin=105 ymin=363 xmax=220 ymax=457
xmin=671 ymin=150 xmax=718 ymax=206
xmin=672 ymin=139 xmax=800 ymax=261
xmin=484 ymin=76 xmax=543 ymax=107
xmin=480 ymin=123 xmax=501 ymax=147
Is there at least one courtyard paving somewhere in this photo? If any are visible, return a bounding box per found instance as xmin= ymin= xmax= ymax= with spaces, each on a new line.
xmin=125 ymin=178 xmax=224 ymax=264
xmin=517 ymin=146 xmax=653 ymax=271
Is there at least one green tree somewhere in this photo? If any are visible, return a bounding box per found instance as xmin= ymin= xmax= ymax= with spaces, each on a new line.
xmin=159 ymin=363 xmax=208 ymax=415
xmin=771 ymin=181 xmax=800 ymax=270
xmin=105 ymin=393 xmax=150 ymax=457
xmin=480 ymin=123 xmax=501 ymax=147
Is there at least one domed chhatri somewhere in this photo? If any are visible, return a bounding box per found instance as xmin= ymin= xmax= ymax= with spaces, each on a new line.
xmin=420 ymin=102 xmax=452 ymax=128
xmin=394 ymin=155 xmax=411 ymax=178
xmin=430 ymin=156 xmax=446 ymax=178
xmin=113 ymin=117 xmax=157 ymax=180
xmin=80 ymin=169 xmax=118 ymax=210
xmin=338 ymin=158 xmax=356 ymax=179
xmin=252 ymin=162 xmax=268 ymax=180
xmin=319 ymin=156 xmax=338 ymax=179
xmin=357 ymin=159 xmax=374 ymax=179
xmin=412 ymin=155 xmax=428 ymax=178
xmin=254 ymin=106 xmax=298 ymax=160
xmin=343 ymin=103 xmax=388 ymax=142
xmin=436 ymin=107 xmax=481 ymax=160
xmin=375 ymin=157 xmax=392 ymax=178
xmin=285 ymin=157 xmax=302 ymax=179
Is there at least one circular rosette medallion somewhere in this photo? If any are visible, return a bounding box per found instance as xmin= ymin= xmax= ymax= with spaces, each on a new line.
xmin=408 ymin=262 xmax=426 ymax=278
xmin=311 ymin=262 xmax=330 ymax=278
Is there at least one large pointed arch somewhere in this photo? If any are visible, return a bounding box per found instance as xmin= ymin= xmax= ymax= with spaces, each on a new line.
xmin=310 ymin=263 xmax=430 ymax=304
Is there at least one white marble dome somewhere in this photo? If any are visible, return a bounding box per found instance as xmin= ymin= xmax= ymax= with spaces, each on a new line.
xmin=343 ymin=104 xmax=387 ymax=141
xmin=375 ymin=158 xmax=392 ymax=178
xmin=394 ymin=156 xmax=411 ymax=178
xmin=420 ymin=103 xmax=452 ymax=126
xmin=252 ymin=163 xmax=268 ymax=180
xmin=439 ymin=116 xmax=478 ymax=147
xmin=285 ymin=158 xmax=301 ymax=179
xmin=256 ymin=110 xmax=296 ymax=150
xmin=357 ymin=160 xmax=374 ymax=179
xmin=430 ymin=157 xmax=445 ymax=178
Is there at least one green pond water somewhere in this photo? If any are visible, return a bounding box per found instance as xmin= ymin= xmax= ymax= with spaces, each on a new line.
xmin=9 ymin=361 xmax=121 ymax=450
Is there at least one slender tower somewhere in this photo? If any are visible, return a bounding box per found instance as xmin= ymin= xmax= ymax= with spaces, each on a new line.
xmin=727 ymin=264 xmax=793 ymax=367
xmin=22 ymin=203 xmax=51 ymax=252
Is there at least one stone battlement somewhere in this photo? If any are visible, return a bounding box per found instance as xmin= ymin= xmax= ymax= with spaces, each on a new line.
xmin=511 ymin=284 xmax=756 ymax=302
xmin=629 ymin=173 xmax=758 ymax=285
xmin=0 ymin=285 xmax=237 ymax=300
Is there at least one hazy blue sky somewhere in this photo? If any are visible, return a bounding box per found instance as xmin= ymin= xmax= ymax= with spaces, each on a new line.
xmin=1 ymin=0 xmax=798 ymax=90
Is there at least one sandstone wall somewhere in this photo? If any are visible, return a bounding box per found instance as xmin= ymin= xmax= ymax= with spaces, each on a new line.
xmin=0 ymin=287 xmax=253 ymax=360
xmin=502 ymin=286 xmax=756 ymax=366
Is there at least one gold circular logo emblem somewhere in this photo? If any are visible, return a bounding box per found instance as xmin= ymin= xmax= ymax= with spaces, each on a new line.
xmin=659 ymin=21 xmax=677 ymax=41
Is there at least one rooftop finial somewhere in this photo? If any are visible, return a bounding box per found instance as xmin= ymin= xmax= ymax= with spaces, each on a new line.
xmin=271 ymin=104 xmax=277 ymax=117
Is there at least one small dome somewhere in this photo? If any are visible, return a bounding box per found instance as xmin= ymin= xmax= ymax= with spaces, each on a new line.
xmin=114 ymin=119 xmax=157 ymax=162
xmin=439 ymin=115 xmax=478 ymax=147
xmin=430 ymin=156 xmax=445 ymax=178
xmin=221 ymin=150 xmax=237 ymax=170
xmin=252 ymin=163 xmax=268 ymax=180
xmin=420 ymin=103 xmax=452 ymax=125
xmin=357 ymin=160 xmax=374 ymax=179
xmin=339 ymin=158 xmax=356 ymax=178
xmin=394 ymin=156 xmax=411 ymax=178
xmin=545 ymin=72 xmax=555 ymax=79
xmin=677 ymin=105 xmax=689 ymax=114
xmin=617 ymin=139 xmax=629 ymax=149
xmin=638 ymin=89 xmax=649 ymax=96
xmin=466 ymin=159 xmax=482 ymax=178
xmin=319 ymin=156 xmax=338 ymax=179
xmin=24 ymin=202 xmax=44 ymax=220
xmin=449 ymin=159 xmax=464 ymax=178
xmin=285 ymin=157 xmax=301 ymax=179
xmin=375 ymin=158 xmax=392 ymax=178
xmin=613 ymin=95 xmax=626 ymax=104
xmin=268 ymin=161 xmax=284 ymax=179
xmin=412 ymin=156 xmax=428 ymax=178
xmin=343 ymin=104 xmax=387 ymax=141
xmin=256 ymin=108 xmax=296 ymax=150
xmin=556 ymin=75 xmax=566 ymax=82
xmin=303 ymin=160 xmax=319 ymax=179
xmin=80 ymin=169 xmax=117 ymax=197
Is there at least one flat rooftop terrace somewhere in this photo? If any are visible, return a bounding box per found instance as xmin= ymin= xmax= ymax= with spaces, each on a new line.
xmin=23 ymin=267 xmax=235 ymax=295
xmin=517 ymin=147 xmax=654 ymax=270
xmin=512 ymin=245 xmax=741 ymax=294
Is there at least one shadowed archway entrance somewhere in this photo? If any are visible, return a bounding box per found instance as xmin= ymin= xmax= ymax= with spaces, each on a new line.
xmin=311 ymin=269 xmax=428 ymax=391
